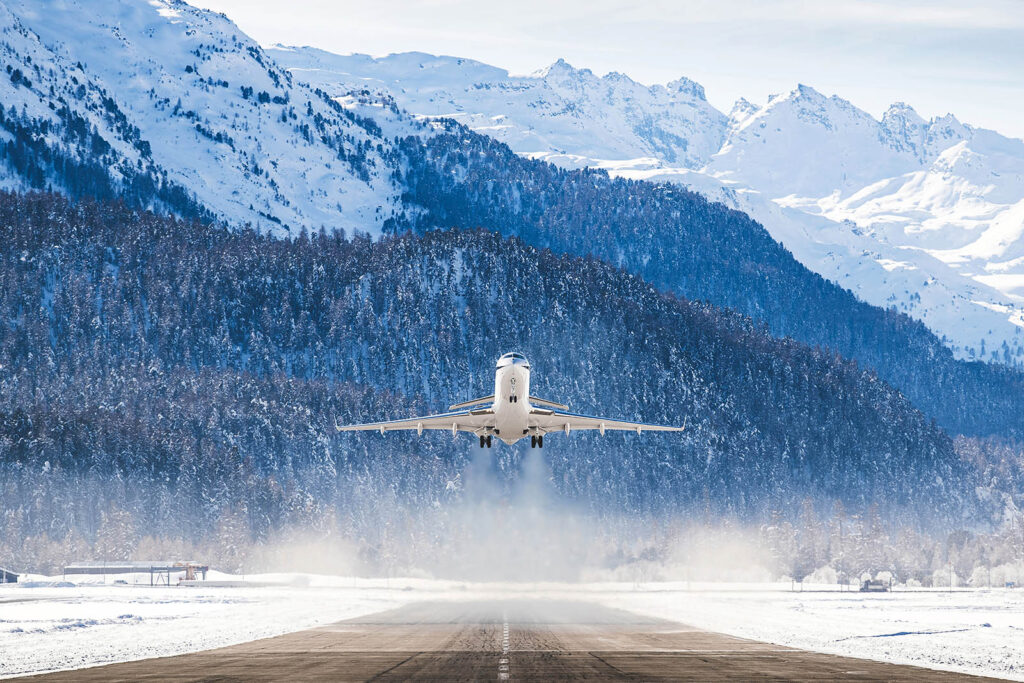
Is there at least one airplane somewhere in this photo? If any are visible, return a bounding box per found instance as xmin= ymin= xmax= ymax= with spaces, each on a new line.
xmin=336 ymin=352 xmax=685 ymax=448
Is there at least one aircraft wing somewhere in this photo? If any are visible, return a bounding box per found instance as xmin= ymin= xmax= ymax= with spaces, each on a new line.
xmin=529 ymin=408 xmax=684 ymax=435
xmin=336 ymin=408 xmax=494 ymax=435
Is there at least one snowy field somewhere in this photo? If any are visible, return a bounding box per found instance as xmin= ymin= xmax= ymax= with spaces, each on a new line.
xmin=2 ymin=576 xmax=1023 ymax=680
xmin=593 ymin=583 xmax=1024 ymax=681
xmin=0 ymin=573 xmax=435 ymax=679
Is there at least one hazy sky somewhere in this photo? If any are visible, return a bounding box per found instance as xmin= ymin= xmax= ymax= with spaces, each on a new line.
xmin=190 ymin=0 xmax=1024 ymax=138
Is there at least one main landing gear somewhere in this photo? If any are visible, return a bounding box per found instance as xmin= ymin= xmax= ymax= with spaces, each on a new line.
xmin=530 ymin=435 xmax=544 ymax=449
xmin=479 ymin=434 xmax=493 ymax=448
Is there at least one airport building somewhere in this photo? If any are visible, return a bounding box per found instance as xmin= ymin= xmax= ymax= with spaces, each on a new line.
xmin=63 ymin=561 xmax=209 ymax=585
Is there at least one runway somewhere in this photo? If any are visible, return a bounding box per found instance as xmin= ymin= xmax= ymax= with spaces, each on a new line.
xmin=17 ymin=600 xmax=999 ymax=681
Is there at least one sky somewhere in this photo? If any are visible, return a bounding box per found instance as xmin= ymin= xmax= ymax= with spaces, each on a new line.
xmin=190 ymin=0 xmax=1024 ymax=138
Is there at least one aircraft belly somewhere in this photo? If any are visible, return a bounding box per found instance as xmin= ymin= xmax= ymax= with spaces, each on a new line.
xmin=494 ymin=403 xmax=529 ymax=444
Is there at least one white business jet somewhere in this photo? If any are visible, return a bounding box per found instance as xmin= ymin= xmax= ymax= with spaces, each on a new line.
xmin=337 ymin=353 xmax=685 ymax=448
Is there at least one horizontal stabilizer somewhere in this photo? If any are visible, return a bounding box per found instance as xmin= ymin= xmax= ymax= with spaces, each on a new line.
xmin=448 ymin=395 xmax=495 ymax=410
xmin=529 ymin=396 xmax=569 ymax=411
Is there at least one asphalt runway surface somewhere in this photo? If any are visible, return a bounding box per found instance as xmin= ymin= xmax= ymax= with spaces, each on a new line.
xmin=18 ymin=599 xmax=1000 ymax=682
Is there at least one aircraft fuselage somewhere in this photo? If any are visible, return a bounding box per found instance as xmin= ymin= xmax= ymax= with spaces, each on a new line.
xmin=492 ymin=353 xmax=532 ymax=444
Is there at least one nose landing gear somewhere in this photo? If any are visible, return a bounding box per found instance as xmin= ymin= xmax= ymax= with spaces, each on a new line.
xmin=530 ymin=435 xmax=544 ymax=448
xmin=480 ymin=434 xmax=493 ymax=448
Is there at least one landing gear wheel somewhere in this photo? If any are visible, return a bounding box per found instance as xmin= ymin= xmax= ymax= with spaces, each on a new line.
xmin=479 ymin=435 xmax=486 ymax=448
xmin=530 ymin=435 xmax=537 ymax=448
xmin=538 ymin=435 xmax=544 ymax=448
xmin=486 ymin=435 xmax=493 ymax=448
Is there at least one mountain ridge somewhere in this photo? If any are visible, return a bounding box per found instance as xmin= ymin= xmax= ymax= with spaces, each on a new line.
xmin=270 ymin=46 xmax=1024 ymax=367
xmin=0 ymin=0 xmax=406 ymax=235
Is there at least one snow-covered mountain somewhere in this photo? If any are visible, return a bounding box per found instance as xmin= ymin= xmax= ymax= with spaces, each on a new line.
xmin=274 ymin=48 xmax=728 ymax=170
xmin=269 ymin=47 xmax=1024 ymax=365
xmin=709 ymin=86 xmax=1024 ymax=361
xmin=0 ymin=0 xmax=408 ymax=236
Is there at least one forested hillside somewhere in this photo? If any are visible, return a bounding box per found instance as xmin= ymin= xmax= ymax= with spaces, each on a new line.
xmin=393 ymin=124 xmax=1024 ymax=439
xmin=0 ymin=193 xmax=987 ymax=574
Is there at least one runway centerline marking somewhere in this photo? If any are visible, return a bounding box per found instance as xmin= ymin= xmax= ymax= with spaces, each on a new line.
xmin=499 ymin=611 xmax=510 ymax=681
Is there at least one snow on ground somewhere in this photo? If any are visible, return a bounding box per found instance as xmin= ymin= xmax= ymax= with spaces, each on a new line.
xmin=593 ymin=582 xmax=1024 ymax=681
xmin=2 ymin=577 xmax=1023 ymax=680
xmin=0 ymin=572 xmax=445 ymax=679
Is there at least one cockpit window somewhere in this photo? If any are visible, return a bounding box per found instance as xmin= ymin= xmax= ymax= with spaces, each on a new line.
xmin=497 ymin=352 xmax=530 ymax=368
